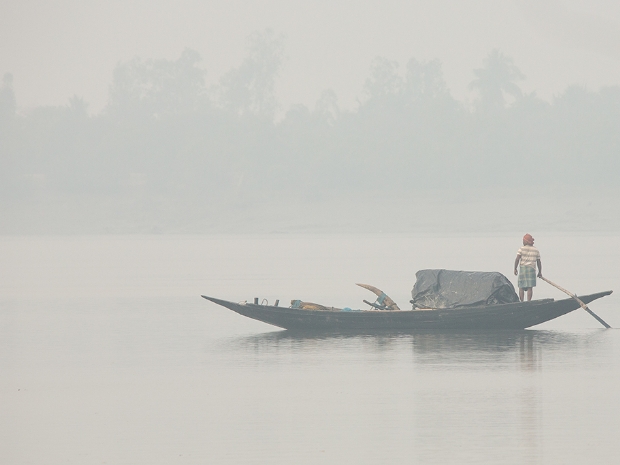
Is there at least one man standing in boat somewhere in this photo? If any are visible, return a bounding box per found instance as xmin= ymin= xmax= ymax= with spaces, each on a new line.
xmin=514 ymin=233 xmax=543 ymax=301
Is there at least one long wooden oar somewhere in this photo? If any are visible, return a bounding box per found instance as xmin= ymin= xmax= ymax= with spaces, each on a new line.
xmin=540 ymin=276 xmax=611 ymax=328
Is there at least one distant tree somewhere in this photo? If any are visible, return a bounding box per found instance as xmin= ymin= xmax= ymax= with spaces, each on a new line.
xmin=0 ymin=73 xmax=17 ymax=199
xmin=67 ymin=95 xmax=89 ymax=119
xmin=404 ymin=59 xmax=451 ymax=103
xmin=218 ymin=30 xmax=286 ymax=120
xmin=362 ymin=57 xmax=403 ymax=102
xmin=107 ymin=48 xmax=207 ymax=120
xmin=359 ymin=56 xmax=460 ymax=116
xmin=0 ymin=73 xmax=17 ymax=122
xmin=469 ymin=50 xmax=524 ymax=112
xmin=314 ymin=89 xmax=339 ymax=126
xmin=551 ymin=85 xmax=606 ymax=166
xmin=553 ymin=85 xmax=593 ymax=113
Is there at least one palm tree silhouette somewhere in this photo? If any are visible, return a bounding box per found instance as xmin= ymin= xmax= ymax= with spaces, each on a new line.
xmin=469 ymin=50 xmax=524 ymax=112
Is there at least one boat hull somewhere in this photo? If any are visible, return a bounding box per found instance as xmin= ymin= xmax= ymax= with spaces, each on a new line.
xmin=202 ymin=291 xmax=612 ymax=331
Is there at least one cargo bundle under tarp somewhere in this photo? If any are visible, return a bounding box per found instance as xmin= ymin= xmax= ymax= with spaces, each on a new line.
xmin=411 ymin=269 xmax=520 ymax=309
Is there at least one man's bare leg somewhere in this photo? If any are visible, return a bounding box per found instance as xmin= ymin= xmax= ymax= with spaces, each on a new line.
xmin=527 ymin=288 xmax=533 ymax=301
xmin=519 ymin=288 xmax=525 ymax=302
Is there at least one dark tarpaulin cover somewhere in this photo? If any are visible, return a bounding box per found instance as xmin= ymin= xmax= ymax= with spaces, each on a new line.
xmin=411 ymin=269 xmax=519 ymax=309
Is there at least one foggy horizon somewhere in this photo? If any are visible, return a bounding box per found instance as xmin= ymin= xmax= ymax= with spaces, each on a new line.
xmin=2 ymin=1 xmax=620 ymax=235
xmin=3 ymin=1 xmax=620 ymax=114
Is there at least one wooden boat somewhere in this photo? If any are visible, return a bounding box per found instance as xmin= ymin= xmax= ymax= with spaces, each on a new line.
xmin=201 ymin=290 xmax=612 ymax=331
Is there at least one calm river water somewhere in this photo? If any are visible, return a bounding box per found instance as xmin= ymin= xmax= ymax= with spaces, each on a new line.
xmin=1 ymin=234 xmax=619 ymax=464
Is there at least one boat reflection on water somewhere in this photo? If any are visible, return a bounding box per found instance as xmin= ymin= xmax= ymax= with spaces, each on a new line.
xmin=222 ymin=329 xmax=606 ymax=371
xmin=215 ymin=329 xmax=612 ymax=464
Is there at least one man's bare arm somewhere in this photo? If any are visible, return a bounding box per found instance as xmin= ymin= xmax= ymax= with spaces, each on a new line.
xmin=514 ymin=255 xmax=521 ymax=276
xmin=537 ymin=259 xmax=542 ymax=278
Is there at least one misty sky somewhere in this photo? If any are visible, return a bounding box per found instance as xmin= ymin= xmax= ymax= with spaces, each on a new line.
xmin=2 ymin=0 xmax=620 ymax=114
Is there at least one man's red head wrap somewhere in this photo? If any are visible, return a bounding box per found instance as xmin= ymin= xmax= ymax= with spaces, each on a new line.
xmin=523 ymin=233 xmax=534 ymax=246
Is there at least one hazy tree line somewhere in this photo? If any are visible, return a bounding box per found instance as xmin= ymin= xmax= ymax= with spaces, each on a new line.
xmin=1 ymin=31 xmax=619 ymax=231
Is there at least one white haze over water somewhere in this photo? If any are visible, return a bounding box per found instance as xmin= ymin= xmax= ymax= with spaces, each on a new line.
xmin=2 ymin=0 xmax=620 ymax=113
xmin=1 ymin=234 xmax=619 ymax=464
